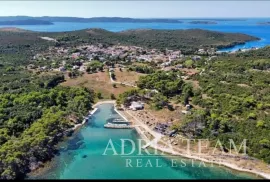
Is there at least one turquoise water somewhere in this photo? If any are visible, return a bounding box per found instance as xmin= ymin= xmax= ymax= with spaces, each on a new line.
xmin=29 ymin=104 xmax=259 ymax=179
xmin=1 ymin=18 xmax=270 ymax=52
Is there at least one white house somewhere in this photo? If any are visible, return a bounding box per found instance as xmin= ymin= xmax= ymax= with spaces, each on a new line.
xmin=72 ymin=65 xmax=79 ymax=70
xmin=192 ymin=56 xmax=202 ymax=61
xmin=129 ymin=101 xmax=144 ymax=111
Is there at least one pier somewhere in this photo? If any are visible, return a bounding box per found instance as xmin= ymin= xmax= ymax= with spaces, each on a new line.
xmin=104 ymin=123 xmax=134 ymax=129
xmin=111 ymin=118 xmax=132 ymax=123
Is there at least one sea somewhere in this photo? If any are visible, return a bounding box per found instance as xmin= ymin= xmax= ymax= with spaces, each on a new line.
xmin=28 ymin=104 xmax=260 ymax=179
xmin=0 ymin=18 xmax=270 ymax=52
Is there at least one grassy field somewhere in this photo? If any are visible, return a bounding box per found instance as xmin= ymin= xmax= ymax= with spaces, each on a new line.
xmin=114 ymin=68 xmax=145 ymax=85
xmin=144 ymin=103 xmax=184 ymax=124
xmin=61 ymin=71 xmax=134 ymax=99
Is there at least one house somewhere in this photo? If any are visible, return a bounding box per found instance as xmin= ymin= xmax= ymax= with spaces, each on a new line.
xmin=169 ymin=129 xmax=178 ymax=137
xmin=79 ymin=66 xmax=87 ymax=72
xmin=160 ymin=61 xmax=171 ymax=67
xmin=192 ymin=56 xmax=202 ymax=61
xmin=72 ymin=65 xmax=79 ymax=70
xmin=129 ymin=101 xmax=144 ymax=111
xmin=182 ymin=110 xmax=191 ymax=115
xmin=175 ymin=64 xmax=183 ymax=69
xmin=39 ymin=66 xmax=47 ymax=71
xmin=27 ymin=64 xmax=36 ymax=69
xmin=186 ymin=104 xmax=191 ymax=111
xmin=59 ymin=66 xmax=66 ymax=72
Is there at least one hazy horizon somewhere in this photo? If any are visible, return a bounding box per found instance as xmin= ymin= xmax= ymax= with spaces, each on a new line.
xmin=0 ymin=15 xmax=269 ymax=19
xmin=1 ymin=1 xmax=270 ymax=18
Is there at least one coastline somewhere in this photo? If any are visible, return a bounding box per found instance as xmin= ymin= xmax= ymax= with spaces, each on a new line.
xmin=28 ymin=101 xmax=270 ymax=179
xmin=71 ymin=105 xmax=99 ymax=131
xmin=119 ymin=105 xmax=270 ymax=179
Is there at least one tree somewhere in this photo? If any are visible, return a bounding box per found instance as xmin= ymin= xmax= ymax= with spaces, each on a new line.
xmin=97 ymin=92 xmax=102 ymax=99
xmin=110 ymin=94 xmax=116 ymax=100
xmin=111 ymin=73 xmax=116 ymax=80
xmin=68 ymin=72 xmax=72 ymax=78
xmin=151 ymin=93 xmax=168 ymax=110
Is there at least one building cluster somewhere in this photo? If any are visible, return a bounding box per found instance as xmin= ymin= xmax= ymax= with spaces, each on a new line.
xmin=30 ymin=44 xmax=186 ymax=72
xmin=75 ymin=44 xmax=183 ymax=63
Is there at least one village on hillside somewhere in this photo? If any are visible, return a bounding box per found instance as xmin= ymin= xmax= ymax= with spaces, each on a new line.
xmin=27 ymin=43 xmax=218 ymax=75
xmin=25 ymin=43 xmax=220 ymax=138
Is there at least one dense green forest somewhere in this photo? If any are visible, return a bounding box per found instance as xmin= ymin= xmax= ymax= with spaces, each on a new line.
xmin=0 ymin=31 xmax=96 ymax=179
xmin=49 ymin=28 xmax=259 ymax=54
xmin=0 ymin=66 xmax=95 ymax=179
xmin=0 ymin=29 xmax=54 ymax=66
xmin=185 ymin=49 xmax=270 ymax=163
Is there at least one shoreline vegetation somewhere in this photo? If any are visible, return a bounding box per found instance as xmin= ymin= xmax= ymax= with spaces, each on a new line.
xmin=70 ymin=101 xmax=269 ymax=179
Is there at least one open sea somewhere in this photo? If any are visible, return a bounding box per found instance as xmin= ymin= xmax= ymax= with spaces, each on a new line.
xmin=0 ymin=18 xmax=270 ymax=52
xmin=28 ymin=104 xmax=260 ymax=179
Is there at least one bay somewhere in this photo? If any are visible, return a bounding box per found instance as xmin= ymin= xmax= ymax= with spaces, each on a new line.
xmin=28 ymin=104 xmax=259 ymax=179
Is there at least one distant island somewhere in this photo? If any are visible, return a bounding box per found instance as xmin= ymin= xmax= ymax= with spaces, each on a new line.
xmin=0 ymin=16 xmax=182 ymax=24
xmin=189 ymin=21 xmax=217 ymax=25
xmin=257 ymin=22 xmax=270 ymax=25
xmin=0 ymin=19 xmax=53 ymax=25
xmin=183 ymin=18 xmax=246 ymax=21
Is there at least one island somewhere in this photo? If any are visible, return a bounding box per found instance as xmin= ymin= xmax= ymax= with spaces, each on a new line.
xmin=184 ymin=18 xmax=246 ymax=21
xmin=257 ymin=22 xmax=270 ymax=25
xmin=0 ymin=16 xmax=182 ymax=23
xmin=0 ymin=19 xmax=54 ymax=25
xmin=188 ymin=21 xmax=218 ymax=24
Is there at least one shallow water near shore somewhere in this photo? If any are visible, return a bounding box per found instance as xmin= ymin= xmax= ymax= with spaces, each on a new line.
xmin=28 ymin=103 xmax=260 ymax=179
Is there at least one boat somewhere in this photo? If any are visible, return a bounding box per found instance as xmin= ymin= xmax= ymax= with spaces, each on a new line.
xmin=104 ymin=122 xmax=134 ymax=129
xmin=111 ymin=118 xmax=131 ymax=123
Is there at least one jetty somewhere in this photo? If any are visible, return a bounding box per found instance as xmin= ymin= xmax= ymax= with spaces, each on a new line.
xmin=104 ymin=123 xmax=134 ymax=129
xmin=111 ymin=118 xmax=131 ymax=123
xmin=89 ymin=108 xmax=98 ymax=115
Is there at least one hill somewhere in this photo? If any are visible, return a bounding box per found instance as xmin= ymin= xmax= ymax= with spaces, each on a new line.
xmin=0 ymin=28 xmax=260 ymax=65
xmin=0 ymin=19 xmax=53 ymax=25
xmin=49 ymin=28 xmax=259 ymax=54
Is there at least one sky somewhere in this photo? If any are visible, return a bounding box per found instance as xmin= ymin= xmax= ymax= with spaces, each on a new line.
xmin=0 ymin=1 xmax=270 ymax=18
